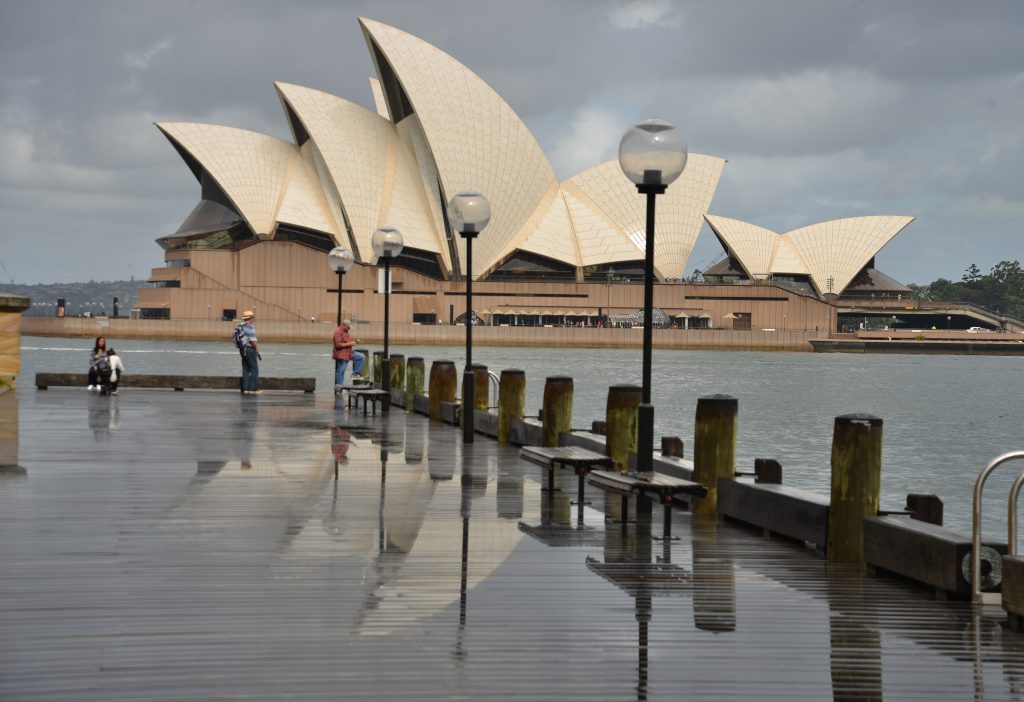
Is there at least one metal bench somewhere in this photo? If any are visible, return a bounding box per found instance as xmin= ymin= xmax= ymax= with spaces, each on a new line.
xmin=346 ymin=388 xmax=390 ymax=415
xmin=519 ymin=446 xmax=613 ymax=522
xmin=588 ymin=470 xmax=708 ymax=538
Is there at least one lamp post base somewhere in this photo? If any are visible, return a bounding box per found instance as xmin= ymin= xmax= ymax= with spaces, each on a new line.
xmin=637 ymin=402 xmax=655 ymax=473
xmin=462 ymin=370 xmax=475 ymax=443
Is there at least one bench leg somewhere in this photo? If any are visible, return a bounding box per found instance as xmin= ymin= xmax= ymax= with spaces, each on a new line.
xmin=546 ymin=466 xmax=555 ymax=494
xmin=621 ymin=495 xmax=629 ymax=532
xmin=664 ymin=503 xmax=672 ymax=540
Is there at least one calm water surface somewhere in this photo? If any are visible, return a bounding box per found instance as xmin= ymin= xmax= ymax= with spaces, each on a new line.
xmin=20 ymin=335 xmax=1024 ymax=536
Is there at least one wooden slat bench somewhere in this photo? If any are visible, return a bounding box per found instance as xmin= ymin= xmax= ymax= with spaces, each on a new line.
xmin=35 ymin=373 xmax=315 ymax=393
xmin=519 ymin=446 xmax=613 ymax=522
xmin=588 ymin=470 xmax=708 ymax=538
xmin=346 ymin=388 xmax=390 ymax=415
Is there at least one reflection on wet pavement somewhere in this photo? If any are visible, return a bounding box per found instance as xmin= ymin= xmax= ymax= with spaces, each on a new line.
xmin=1 ymin=388 xmax=1022 ymax=701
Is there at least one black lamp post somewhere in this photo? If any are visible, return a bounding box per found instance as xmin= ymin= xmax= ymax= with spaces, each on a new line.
xmin=372 ymin=226 xmax=404 ymax=397
xmin=447 ymin=191 xmax=491 ymax=444
xmin=327 ymin=246 xmax=355 ymax=325
xmin=618 ymin=119 xmax=688 ymax=473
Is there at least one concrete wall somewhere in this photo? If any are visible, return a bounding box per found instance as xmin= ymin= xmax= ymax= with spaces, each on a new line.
xmin=21 ymin=316 xmax=822 ymax=352
xmin=135 ymin=240 xmax=836 ymax=333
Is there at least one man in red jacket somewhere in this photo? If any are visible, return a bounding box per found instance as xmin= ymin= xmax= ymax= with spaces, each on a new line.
xmin=332 ymin=319 xmax=365 ymax=392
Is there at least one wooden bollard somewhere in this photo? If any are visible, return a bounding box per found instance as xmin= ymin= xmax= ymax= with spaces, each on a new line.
xmin=692 ymin=394 xmax=738 ymax=516
xmin=661 ymin=436 xmax=684 ymax=459
xmin=471 ymin=364 xmax=489 ymax=411
xmin=541 ymin=376 xmax=573 ymax=448
xmin=605 ymin=385 xmax=640 ymax=473
xmin=754 ymin=458 xmax=782 ymax=484
xmin=827 ymin=414 xmax=882 ymax=564
xmin=372 ymin=351 xmax=384 ymax=384
xmin=389 ymin=354 xmax=405 ymax=391
xmin=406 ymin=357 xmax=424 ymax=412
xmin=428 ymin=360 xmax=457 ymax=421
xmin=497 ymin=369 xmax=525 ymax=444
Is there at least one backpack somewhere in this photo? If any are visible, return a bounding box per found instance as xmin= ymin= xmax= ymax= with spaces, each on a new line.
xmin=95 ymin=355 xmax=112 ymax=379
xmin=233 ymin=324 xmax=248 ymax=350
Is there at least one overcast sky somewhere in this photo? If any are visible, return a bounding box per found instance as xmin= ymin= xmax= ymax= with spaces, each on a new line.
xmin=1 ymin=0 xmax=1021 ymax=285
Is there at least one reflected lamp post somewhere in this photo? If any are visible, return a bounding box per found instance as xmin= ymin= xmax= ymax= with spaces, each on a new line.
xmin=619 ymin=119 xmax=688 ymax=473
xmin=448 ymin=190 xmax=491 ymax=443
xmin=371 ymin=227 xmax=404 ymax=396
xmin=327 ymin=246 xmax=354 ymax=326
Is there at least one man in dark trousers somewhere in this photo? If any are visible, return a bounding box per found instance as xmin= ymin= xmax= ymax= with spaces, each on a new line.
xmin=238 ymin=310 xmax=262 ymax=394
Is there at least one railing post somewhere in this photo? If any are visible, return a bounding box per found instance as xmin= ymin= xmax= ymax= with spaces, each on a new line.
xmin=497 ymin=369 xmax=525 ymax=444
xmin=827 ymin=414 xmax=883 ymax=564
xmin=541 ymin=376 xmax=573 ymax=448
xmin=605 ymin=384 xmax=640 ymax=473
xmin=692 ymin=394 xmax=738 ymax=517
xmin=428 ymin=360 xmax=457 ymax=421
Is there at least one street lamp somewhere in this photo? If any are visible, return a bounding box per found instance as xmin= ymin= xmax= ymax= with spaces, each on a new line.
xmin=619 ymin=118 xmax=688 ymax=474
xmin=327 ymin=246 xmax=355 ymax=326
xmin=448 ymin=190 xmax=491 ymax=443
xmin=371 ymin=226 xmax=404 ymax=398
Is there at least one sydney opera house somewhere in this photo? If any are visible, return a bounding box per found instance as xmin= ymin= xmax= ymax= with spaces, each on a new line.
xmin=139 ymin=18 xmax=914 ymax=332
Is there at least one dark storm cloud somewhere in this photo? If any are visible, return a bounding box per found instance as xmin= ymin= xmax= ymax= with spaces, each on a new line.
xmin=1 ymin=0 xmax=1021 ymax=284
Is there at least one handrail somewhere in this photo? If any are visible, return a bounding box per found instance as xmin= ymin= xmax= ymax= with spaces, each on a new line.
xmin=487 ymin=371 xmax=500 ymax=409
xmin=971 ymin=450 xmax=1024 ymax=604
xmin=1009 ymin=470 xmax=1024 ymax=556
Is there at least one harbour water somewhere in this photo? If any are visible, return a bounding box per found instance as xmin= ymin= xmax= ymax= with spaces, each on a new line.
xmin=19 ymin=335 xmax=1024 ymax=536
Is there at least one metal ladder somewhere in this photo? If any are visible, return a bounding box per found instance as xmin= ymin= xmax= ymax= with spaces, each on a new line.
xmin=971 ymin=450 xmax=1024 ymax=605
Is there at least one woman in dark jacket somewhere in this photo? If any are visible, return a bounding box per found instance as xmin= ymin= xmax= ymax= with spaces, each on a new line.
xmin=87 ymin=336 xmax=107 ymax=390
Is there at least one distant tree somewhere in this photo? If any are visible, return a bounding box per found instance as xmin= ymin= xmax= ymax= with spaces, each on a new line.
xmin=686 ymin=268 xmax=704 ymax=283
xmin=905 ymin=283 xmax=930 ymax=301
xmin=911 ymin=260 xmax=1023 ymax=321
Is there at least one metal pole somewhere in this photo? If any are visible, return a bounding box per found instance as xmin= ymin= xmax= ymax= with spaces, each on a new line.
xmin=336 ymin=270 xmax=344 ymax=326
xmin=463 ymin=233 xmax=475 ymax=443
xmin=637 ymin=188 xmax=659 ymax=473
xmin=382 ymin=259 xmax=391 ymax=395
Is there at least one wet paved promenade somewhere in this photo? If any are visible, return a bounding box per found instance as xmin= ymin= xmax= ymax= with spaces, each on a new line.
xmin=2 ymin=389 xmax=1023 ymax=700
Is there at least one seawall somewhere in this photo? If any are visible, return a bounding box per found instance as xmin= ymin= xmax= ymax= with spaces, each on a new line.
xmin=20 ymin=317 xmax=821 ymax=352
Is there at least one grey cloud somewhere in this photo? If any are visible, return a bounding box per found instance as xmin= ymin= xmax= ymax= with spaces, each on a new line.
xmin=1 ymin=0 xmax=1021 ymax=285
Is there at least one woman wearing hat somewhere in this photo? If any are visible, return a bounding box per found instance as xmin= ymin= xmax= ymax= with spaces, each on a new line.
xmin=237 ymin=310 xmax=261 ymax=394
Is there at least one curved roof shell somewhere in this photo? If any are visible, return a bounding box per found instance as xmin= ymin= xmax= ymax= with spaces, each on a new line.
xmin=704 ymin=214 xmax=914 ymax=294
xmin=275 ymin=82 xmax=445 ymax=267
xmin=359 ymin=17 xmax=559 ymax=278
xmin=156 ymin=121 xmax=338 ymax=240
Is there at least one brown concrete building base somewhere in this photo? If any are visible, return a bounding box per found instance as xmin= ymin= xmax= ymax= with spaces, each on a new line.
xmin=22 ymin=317 xmax=824 ymax=351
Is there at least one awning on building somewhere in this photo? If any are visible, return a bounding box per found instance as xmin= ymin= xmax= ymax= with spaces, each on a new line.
xmin=490 ymin=307 xmax=599 ymax=317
